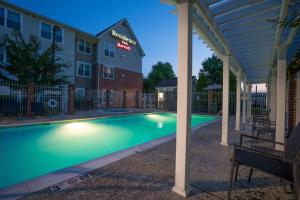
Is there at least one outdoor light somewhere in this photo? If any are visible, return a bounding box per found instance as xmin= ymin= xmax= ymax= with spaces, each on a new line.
xmin=62 ymin=122 xmax=99 ymax=136
xmin=159 ymin=92 xmax=164 ymax=99
xmin=157 ymin=122 xmax=163 ymax=128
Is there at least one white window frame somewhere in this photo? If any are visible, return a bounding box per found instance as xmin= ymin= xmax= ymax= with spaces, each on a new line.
xmin=103 ymin=65 xmax=114 ymax=80
xmin=76 ymin=88 xmax=85 ymax=97
xmin=77 ymin=39 xmax=91 ymax=55
xmin=104 ymin=42 xmax=115 ymax=58
xmin=40 ymin=21 xmax=52 ymax=41
xmin=54 ymin=26 xmax=64 ymax=44
xmin=5 ymin=8 xmax=22 ymax=32
xmin=39 ymin=21 xmax=64 ymax=44
xmin=77 ymin=61 xmax=91 ymax=78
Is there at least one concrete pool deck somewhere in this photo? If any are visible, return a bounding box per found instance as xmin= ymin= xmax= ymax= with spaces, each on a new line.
xmin=20 ymin=116 xmax=291 ymax=200
xmin=0 ymin=109 xmax=156 ymax=127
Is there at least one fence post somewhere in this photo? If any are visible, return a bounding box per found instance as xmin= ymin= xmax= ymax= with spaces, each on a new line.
xmin=68 ymin=84 xmax=75 ymax=114
xmin=26 ymin=83 xmax=34 ymax=116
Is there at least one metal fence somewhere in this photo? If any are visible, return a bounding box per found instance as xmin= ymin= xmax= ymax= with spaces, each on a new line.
xmin=0 ymin=80 xmax=68 ymax=119
xmin=158 ymin=89 xmax=267 ymax=115
xmin=74 ymin=90 xmax=157 ymax=111
xmin=34 ymin=85 xmax=68 ymax=115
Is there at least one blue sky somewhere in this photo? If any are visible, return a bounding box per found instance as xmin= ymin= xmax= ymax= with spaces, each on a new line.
xmin=8 ymin=0 xmax=212 ymax=77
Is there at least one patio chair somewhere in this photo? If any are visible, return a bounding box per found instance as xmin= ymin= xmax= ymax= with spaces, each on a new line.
xmin=0 ymin=100 xmax=19 ymax=117
xmin=252 ymin=117 xmax=276 ymax=138
xmin=227 ymin=122 xmax=300 ymax=200
xmin=31 ymin=102 xmax=45 ymax=116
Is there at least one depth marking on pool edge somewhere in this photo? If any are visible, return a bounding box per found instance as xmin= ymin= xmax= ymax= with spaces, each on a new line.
xmin=50 ymin=173 xmax=92 ymax=193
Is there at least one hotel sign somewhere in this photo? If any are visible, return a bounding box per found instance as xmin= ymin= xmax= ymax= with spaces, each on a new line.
xmin=112 ymin=29 xmax=136 ymax=51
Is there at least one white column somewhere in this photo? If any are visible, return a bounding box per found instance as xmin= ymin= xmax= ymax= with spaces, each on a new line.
xmin=270 ymin=68 xmax=277 ymax=121
xmin=221 ymin=55 xmax=230 ymax=146
xmin=172 ymin=1 xmax=192 ymax=197
xmin=157 ymin=89 xmax=160 ymax=109
xmin=235 ymin=70 xmax=241 ymax=130
xmin=247 ymin=84 xmax=252 ymax=118
xmin=275 ymin=46 xmax=287 ymax=150
xmin=295 ymin=71 xmax=300 ymax=126
xmin=242 ymin=81 xmax=247 ymax=123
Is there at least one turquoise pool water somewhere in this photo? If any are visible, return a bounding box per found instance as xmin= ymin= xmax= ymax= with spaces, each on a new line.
xmin=0 ymin=113 xmax=216 ymax=188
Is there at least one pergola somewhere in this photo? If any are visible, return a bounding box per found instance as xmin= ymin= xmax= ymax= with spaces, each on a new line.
xmin=161 ymin=0 xmax=300 ymax=197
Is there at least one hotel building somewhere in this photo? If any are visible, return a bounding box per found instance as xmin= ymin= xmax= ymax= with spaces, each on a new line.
xmin=0 ymin=1 xmax=144 ymax=108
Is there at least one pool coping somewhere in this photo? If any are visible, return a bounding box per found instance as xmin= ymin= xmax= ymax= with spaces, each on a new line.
xmin=0 ymin=115 xmax=220 ymax=200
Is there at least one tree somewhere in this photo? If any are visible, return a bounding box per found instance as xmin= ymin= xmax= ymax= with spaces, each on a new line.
xmin=0 ymin=32 xmax=70 ymax=85
xmin=143 ymin=61 xmax=175 ymax=92
xmin=198 ymin=55 xmax=236 ymax=90
xmin=196 ymin=72 xmax=208 ymax=91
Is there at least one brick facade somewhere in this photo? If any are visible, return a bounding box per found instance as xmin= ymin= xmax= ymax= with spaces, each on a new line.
xmin=96 ymin=64 xmax=143 ymax=108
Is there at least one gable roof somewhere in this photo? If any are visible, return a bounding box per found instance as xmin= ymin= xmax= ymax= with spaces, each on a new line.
xmin=96 ymin=18 xmax=145 ymax=56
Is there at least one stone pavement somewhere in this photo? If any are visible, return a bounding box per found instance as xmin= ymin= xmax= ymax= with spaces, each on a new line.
xmin=22 ymin=116 xmax=292 ymax=200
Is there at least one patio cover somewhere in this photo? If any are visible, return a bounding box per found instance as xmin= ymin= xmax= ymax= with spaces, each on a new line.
xmin=162 ymin=0 xmax=300 ymax=83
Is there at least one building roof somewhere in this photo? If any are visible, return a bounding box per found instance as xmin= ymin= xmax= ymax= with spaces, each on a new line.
xmin=96 ymin=18 xmax=145 ymax=56
xmin=0 ymin=1 xmax=100 ymax=41
xmin=203 ymin=84 xmax=222 ymax=90
xmin=156 ymin=78 xmax=177 ymax=88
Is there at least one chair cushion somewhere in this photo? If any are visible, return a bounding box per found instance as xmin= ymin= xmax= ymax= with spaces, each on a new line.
xmin=236 ymin=149 xmax=293 ymax=182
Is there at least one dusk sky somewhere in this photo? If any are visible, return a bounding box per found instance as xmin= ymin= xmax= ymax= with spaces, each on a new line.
xmin=7 ymin=0 xmax=212 ymax=77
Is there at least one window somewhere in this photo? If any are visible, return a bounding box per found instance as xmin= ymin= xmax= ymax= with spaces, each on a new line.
xmin=102 ymin=90 xmax=113 ymax=104
xmin=76 ymin=88 xmax=85 ymax=98
xmin=85 ymin=41 xmax=91 ymax=54
xmin=102 ymin=90 xmax=106 ymax=104
xmin=78 ymin=39 xmax=91 ymax=54
xmin=77 ymin=62 xmax=91 ymax=77
xmin=104 ymin=43 xmax=114 ymax=58
xmin=0 ymin=7 xmax=4 ymax=26
xmin=55 ymin=27 xmax=63 ymax=43
xmin=41 ymin=22 xmax=51 ymax=40
xmin=7 ymin=10 xmax=20 ymax=30
xmin=103 ymin=66 xmax=114 ymax=80
xmin=78 ymin=39 xmax=85 ymax=52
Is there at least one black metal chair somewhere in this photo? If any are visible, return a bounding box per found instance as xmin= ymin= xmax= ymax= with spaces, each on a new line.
xmin=227 ymin=122 xmax=300 ymax=200
xmin=31 ymin=102 xmax=45 ymax=116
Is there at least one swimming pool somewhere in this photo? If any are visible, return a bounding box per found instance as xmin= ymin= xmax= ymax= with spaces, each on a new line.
xmin=0 ymin=113 xmax=217 ymax=189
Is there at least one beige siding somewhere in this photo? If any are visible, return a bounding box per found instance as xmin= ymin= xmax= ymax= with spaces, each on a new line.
xmin=0 ymin=5 xmax=75 ymax=84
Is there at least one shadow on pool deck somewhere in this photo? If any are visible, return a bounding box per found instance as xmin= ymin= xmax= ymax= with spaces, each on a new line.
xmin=22 ymin=117 xmax=292 ymax=200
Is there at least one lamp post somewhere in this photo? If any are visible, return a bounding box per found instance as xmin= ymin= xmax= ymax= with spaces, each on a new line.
xmin=52 ymin=25 xmax=59 ymax=65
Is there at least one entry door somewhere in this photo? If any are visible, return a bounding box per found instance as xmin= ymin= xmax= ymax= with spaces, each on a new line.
xmin=135 ymin=91 xmax=140 ymax=108
xmin=122 ymin=91 xmax=127 ymax=108
xmin=106 ymin=90 xmax=110 ymax=107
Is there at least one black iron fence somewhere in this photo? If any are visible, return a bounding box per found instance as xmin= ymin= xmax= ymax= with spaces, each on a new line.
xmin=158 ymin=89 xmax=267 ymax=115
xmin=74 ymin=90 xmax=157 ymax=111
xmin=0 ymin=80 xmax=68 ymax=119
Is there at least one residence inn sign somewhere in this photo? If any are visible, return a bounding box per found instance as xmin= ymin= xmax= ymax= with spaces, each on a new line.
xmin=112 ymin=29 xmax=136 ymax=51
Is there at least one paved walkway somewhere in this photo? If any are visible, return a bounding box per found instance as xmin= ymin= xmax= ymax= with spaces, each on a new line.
xmin=22 ymin=117 xmax=291 ymax=200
